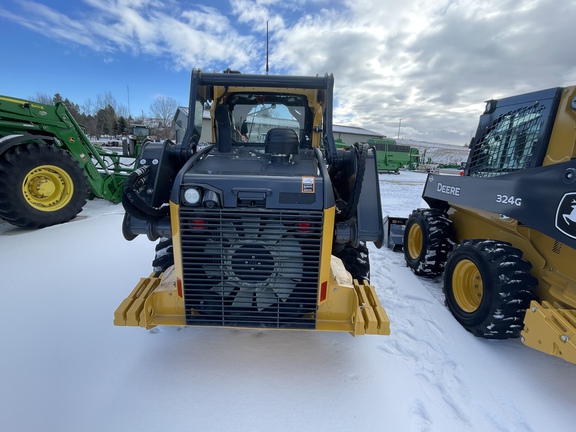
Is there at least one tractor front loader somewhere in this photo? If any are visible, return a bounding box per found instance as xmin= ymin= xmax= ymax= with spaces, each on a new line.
xmin=404 ymin=86 xmax=576 ymax=364
xmin=0 ymin=96 xmax=141 ymax=228
xmin=113 ymin=69 xmax=390 ymax=336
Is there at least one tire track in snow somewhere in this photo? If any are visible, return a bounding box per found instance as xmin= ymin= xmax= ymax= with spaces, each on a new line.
xmin=410 ymin=399 xmax=432 ymax=432
xmin=374 ymin=171 xmax=537 ymax=432
xmin=371 ymin=246 xmax=472 ymax=428
xmin=371 ymin=245 xmax=535 ymax=432
xmin=479 ymin=398 xmax=535 ymax=432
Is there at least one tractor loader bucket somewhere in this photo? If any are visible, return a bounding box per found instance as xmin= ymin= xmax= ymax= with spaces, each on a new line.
xmin=114 ymin=260 xmax=390 ymax=336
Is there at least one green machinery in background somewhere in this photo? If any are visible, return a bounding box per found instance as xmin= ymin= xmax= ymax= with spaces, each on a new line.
xmin=0 ymin=95 xmax=143 ymax=228
xmin=336 ymin=137 xmax=419 ymax=173
xmin=122 ymin=123 xmax=150 ymax=157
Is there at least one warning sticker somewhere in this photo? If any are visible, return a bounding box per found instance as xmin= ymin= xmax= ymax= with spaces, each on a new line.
xmin=302 ymin=176 xmax=315 ymax=193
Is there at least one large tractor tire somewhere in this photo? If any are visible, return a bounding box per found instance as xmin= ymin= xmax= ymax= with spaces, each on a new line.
xmin=122 ymin=138 xmax=136 ymax=157
xmin=443 ymin=239 xmax=538 ymax=339
xmin=403 ymin=208 xmax=454 ymax=277
xmin=0 ymin=143 xmax=89 ymax=228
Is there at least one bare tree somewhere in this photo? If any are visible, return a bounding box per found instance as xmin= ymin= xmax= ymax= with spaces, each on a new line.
xmin=96 ymin=92 xmax=117 ymax=111
xmin=81 ymin=98 xmax=95 ymax=116
xmin=29 ymin=92 xmax=53 ymax=105
xmin=116 ymin=104 xmax=129 ymax=119
xmin=149 ymin=96 xmax=179 ymax=140
xmin=79 ymin=98 xmax=99 ymax=139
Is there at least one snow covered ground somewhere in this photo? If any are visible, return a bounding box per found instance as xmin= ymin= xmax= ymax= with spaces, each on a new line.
xmin=1 ymin=170 xmax=574 ymax=432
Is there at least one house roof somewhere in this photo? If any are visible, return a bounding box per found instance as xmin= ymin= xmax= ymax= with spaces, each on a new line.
xmin=333 ymin=124 xmax=382 ymax=136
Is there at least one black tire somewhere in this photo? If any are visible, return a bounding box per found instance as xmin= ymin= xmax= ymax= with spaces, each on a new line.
xmin=122 ymin=138 xmax=136 ymax=156
xmin=334 ymin=241 xmax=370 ymax=283
xmin=443 ymin=239 xmax=538 ymax=339
xmin=152 ymin=237 xmax=174 ymax=276
xmin=403 ymin=208 xmax=454 ymax=276
xmin=0 ymin=143 xmax=89 ymax=228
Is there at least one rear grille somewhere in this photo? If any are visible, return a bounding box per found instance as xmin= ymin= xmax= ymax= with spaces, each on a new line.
xmin=179 ymin=207 xmax=323 ymax=329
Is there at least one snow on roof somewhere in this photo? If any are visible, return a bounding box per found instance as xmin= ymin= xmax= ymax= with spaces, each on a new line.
xmin=333 ymin=124 xmax=382 ymax=136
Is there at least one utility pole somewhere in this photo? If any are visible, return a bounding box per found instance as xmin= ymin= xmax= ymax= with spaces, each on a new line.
xmin=397 ymin=118 xmax=402 ymax=139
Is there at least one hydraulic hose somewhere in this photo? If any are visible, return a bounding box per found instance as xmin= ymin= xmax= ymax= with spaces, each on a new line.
xmin=337 ymin=142 xmax=368 ymax=221
xmin=122 ymin=165 xmax=169 ymax=221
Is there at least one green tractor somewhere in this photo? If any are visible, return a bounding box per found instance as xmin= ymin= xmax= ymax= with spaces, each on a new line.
xmin=0 ymin=95 xmax=141 ymax=228
xmin=122 ymin=124 xmax=150 ymax=157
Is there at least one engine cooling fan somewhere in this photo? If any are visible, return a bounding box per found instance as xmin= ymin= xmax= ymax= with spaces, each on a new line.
xmin=203 ymin=218 xmax=304 ymax=311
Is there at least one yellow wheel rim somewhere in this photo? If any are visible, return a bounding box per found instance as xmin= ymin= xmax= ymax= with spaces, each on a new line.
xmin=22 ymin=165 xmax=74 ymax=212
xmin=407 ymin=223 xmax=423 ymax=260
xmin=452 ymin=259 xmax=483 ymax=313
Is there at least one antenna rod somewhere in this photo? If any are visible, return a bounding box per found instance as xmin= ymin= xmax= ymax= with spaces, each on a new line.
xmin=266 ymin=20 xmax=269 ymax=75
xmin=127 ymin=84 xmax=131 ymax=119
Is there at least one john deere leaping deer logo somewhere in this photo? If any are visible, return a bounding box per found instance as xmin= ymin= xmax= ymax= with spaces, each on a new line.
xmin=564 ymin=202 xmax=576 ymax=224
xmin=556 ymin=193 xmax=576 ymax=239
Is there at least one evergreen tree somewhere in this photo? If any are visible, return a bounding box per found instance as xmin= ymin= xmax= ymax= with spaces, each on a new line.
xmin=63 ymin=98 xmax=81 ymax=120
xmin=95 ymin=104 xmax=117 ymax=136
xmin=116 ymin=116 xmax=128 ymax=135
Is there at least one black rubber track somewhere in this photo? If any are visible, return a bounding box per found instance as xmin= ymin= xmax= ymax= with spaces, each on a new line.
xmin=152 ymin=237 xmax=174 ymax=276
xmin=333 ymin=241 xmax=371 ymax=283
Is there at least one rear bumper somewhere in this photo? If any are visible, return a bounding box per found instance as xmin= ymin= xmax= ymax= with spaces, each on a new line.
xmin=521 ymin=301 xmax=576 ymax=364
xmin=114 ymin=264 xmax=390 ymax=336
xmin=113 ymin=267 xmax=186 ymax=329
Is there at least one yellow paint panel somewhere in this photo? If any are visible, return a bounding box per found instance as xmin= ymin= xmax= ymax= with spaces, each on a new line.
xmin=522 ymin=301 xmax=576 ymax=364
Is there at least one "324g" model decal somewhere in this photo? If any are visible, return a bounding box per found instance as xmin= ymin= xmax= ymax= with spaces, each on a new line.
xmin=496 ymin=194 xmax=522 ymax=206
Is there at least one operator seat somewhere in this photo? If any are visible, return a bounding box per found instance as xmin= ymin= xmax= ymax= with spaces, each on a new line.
xmin=265 ymin=128 xmax=299 ymax=155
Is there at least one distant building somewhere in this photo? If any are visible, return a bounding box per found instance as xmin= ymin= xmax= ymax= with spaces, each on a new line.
xmin=173 ymin=107 xmax=213 ymax=144
xmin=172 ymin=107 xmax=188 ymax=144
xmin=333 ymin=125 xmax=383 ymax=145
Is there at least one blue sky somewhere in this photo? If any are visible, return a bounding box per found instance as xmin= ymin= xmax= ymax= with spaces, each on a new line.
xmin=1 ymin=0 xmax=575 ymax=144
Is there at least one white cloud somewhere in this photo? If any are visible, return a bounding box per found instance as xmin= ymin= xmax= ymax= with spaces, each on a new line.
xmin=1 ymin=0 xmax=574 ymax=144
xmin=0 ymin=1 xmax=112 ymax=51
